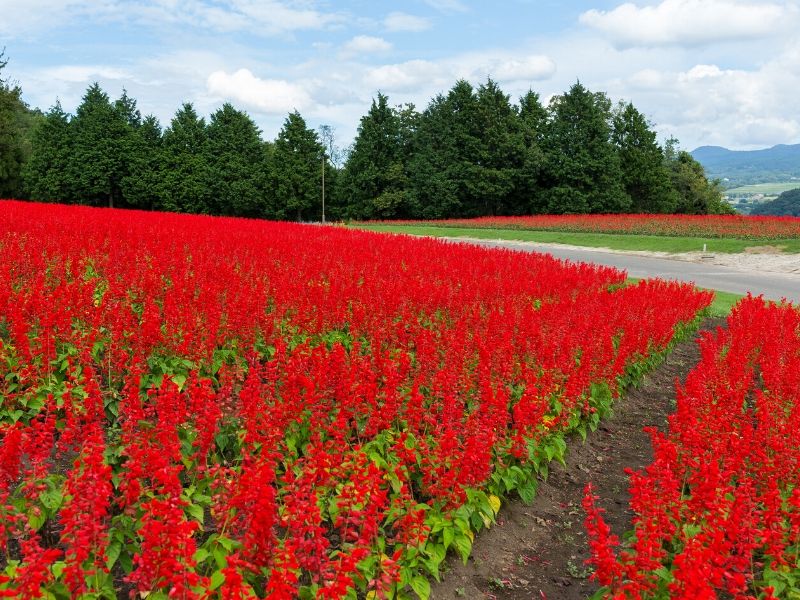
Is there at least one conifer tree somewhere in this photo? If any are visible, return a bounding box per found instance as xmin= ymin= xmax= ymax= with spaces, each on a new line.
xmin=206 ymin=103 xmax=266 ymax=217
xmin=271 ymin=111 xmax=325 ymax=221
xmin=160 ymin=103 xmax=211 ymax=214
xmin=612 ymin=102 xmax=677 ymax=213
xmin=24 ymin=101 xmax=76 ymax=202
xmin=542 ymin=82 xmax=630 ymax=214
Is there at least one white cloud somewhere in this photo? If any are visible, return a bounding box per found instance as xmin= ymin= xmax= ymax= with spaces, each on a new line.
xmin=580 ymin=0 xmax=796 ymax=47
xmin=471 ymin=55 xmax=556 ymax=83
xmin=384 ymin=11 xmax=431 ymax=32
xmin=206 ymin=68 xmax=313 ymax=113
xmin=365 ymin=60 xmax=446 ymax=92
xmin=341 ymin=35 xmax=392 ymax=57
xmin=0 ymin=0 xmax=341 ymax=39
xmin=613 ymin=45 xmax=800 ymax=148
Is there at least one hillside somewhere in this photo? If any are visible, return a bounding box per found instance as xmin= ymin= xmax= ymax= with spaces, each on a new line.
xmin=691 ymin=143 xmax=800 ymax=187
xmin=750 ymin=188 xmax=800 ymax=216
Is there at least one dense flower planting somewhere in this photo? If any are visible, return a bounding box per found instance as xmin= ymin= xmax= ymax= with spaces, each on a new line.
xmin=0 ymin=200 xmax=712 ymax=598
xmin=373 ymin=215 xmax=800 ymax=240
xmin=585 ymin=295 xmax=800 ymax=598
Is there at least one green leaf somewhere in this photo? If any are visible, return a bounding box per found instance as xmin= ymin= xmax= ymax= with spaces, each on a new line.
xmin=454 ymin=535 xmax=472 ymax=565
xmin=186 ymin=502 xmax=204 ymax=524
xmin=106 ymin=541 xmax=122 ymax=569
xmin=442 ymin=525 xmax=454 ymax=550
xmin=210 ymin=570 xmax=225 ymax=591
xmin=410 ymin=576 xmax=430 ymax=600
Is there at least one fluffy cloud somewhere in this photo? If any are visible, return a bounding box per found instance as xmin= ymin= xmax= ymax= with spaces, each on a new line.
xmin=365 ymin=60 xmax=446 ymax=92
xmin=383 ymin=11 xmax=430 ymax=32
xmin=580 ymin=0 xmax=795 ymax=47
xmin=341 ymin=35 xmax=392 ymax=58
xmin=206 ymin=68 xmax=313 ymax=114
xmin=612 ymin=43 xmax=800 ymax=148
xmin=365 ymin=53 xmax=556 ymax=93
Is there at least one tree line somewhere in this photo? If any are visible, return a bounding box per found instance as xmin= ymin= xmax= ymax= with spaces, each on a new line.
xmin=1 ymin=52 xmax=732 ymax=219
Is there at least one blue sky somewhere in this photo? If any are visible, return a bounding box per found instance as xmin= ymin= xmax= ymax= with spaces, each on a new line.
xmin=2 ymin=0 xmax=799 ymax=151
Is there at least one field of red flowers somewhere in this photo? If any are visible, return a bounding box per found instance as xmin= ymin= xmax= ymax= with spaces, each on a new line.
xmin=376 ymin=215 xmax=800 ymax=240
xmin=0 ymin=200 xmax=712 ymax=599
xmin=585 ymin=295 xmax=800 ymax=598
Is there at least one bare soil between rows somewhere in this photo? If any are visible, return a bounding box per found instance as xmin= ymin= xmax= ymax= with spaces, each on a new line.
xmin=430 ymin=318 xmax=726 ymax=600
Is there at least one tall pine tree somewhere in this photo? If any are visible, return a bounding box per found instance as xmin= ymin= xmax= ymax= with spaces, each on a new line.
xmin=70 ymin=84 xmax=132 ymax=207
xmin=516 ymin=90 xmax=548 ymax=213
xmin=542 ymin=82 xmax=630 ymax=214
xmin=271 ymin=111 xmax=325 ymax=221
xmin=160 ymin=103 xmax=211 ymax=214
xmin=339 ymin=93 xmax=411 ymax=219
xmin=206 ymin=103 xmax=266 ymax=217
xmin=612 ymin=102 xmax=677 ymax=213
xmin=24 ymin=101 xmax=76 ymax=203
xmin=122 ymin=114 xmax=163 ymax=210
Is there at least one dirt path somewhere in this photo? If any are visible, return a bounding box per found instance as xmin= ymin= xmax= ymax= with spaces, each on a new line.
xmin=430 ymin=319 xmax=725 ymax=600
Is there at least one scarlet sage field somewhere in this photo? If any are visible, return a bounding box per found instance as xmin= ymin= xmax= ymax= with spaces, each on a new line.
xmin=376 ymin=214 xmax=800 ymax=240
xmin=585 ymin=296 xmax=800 ymax=599
xmin=0 ymin=200 xmax=712 ymax=599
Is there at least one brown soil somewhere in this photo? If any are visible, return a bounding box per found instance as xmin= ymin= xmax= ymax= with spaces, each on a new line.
xmin=430 ymin=318 xmax=726 ymax=600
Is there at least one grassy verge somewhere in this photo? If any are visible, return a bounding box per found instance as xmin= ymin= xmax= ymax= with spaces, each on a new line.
xmin=354 ymin=224 xmax=800 ymax=254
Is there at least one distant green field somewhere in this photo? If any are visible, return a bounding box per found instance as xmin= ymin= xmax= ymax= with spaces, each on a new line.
xmin=356 ymin=224 xmax=800 ymax=254
xmin=726 ymin=181 xmax=800 ymax=195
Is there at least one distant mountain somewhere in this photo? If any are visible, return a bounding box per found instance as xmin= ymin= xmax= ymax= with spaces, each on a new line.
xmin=691 ymin=143 xmax=800 ymax=187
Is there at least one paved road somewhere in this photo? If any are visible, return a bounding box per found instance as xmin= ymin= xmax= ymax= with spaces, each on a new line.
xmin=448 ymin=238 xmax=800 ymax=303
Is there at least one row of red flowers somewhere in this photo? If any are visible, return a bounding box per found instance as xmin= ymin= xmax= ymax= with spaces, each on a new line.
xmin=370 ymin=214 xmax=800 ymax=240
xmin=0 ymin=200 xmax=711 ymax=598
xmin=584 ymin=295 xmax=800 ymax=598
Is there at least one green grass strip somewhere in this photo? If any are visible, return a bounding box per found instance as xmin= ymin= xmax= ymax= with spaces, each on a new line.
xmin=354 ymin=224 xmax=800 ymax=254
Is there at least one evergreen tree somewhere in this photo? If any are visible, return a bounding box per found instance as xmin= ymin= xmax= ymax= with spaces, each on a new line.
xmin=472 ymin=79 xmax=524 ymax=215
xmin=70 ymin=83 xmax=132 ymax=207
xmin=24 ymin=101 xmax=76 ymax=202
xmin=339 ymin=93 xmax=411 ymax=219
xmin=160 ymin=103 xmax=211 ymax=214
xmin=0 ymin=51 xmax=37 ymax=198
xmin=612 ymin=102 xmax=677 ymax=213
xmin=410 ymin=80 xmax=483 ymax=218
xmin=271 ymin=111 xmax=325 ymax=221
xmin=542 ymin=82 xmax=630 ymax=214
xmin=516 ymin=90 xmax=548 ymax=213
xmin=206 ymin=103 xmax=266 ymax=217
xmin=122 ymin=114 xmax=163 ymax=210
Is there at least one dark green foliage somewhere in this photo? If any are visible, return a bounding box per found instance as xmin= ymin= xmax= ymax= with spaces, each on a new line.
xmin=338 ymin=93 xmax=415 ymax=219
xmin=409 ymin=79 xmax=524 ymax=219
xmin=472 ymin=80 xmax=524 ymax=216
xmin=160 ymin=103 xmax=212 ymax=214
xmin=0 ymin=51 xmax=38 ymax=199
xmin=122 ymin=115 xmax=163 ymax=211
xmin=750 ymin=188 xmax=800 ymax=216
xmin=206 ymin=103 xmax=267 ymax=217
xmin=516 ymin=90 xmax=548 ymax=213
xmin=541 ymin=82 xmax=631 ymax=214
xmin=271 ymin=111 xmax=326 ymax=221
xmin=71 ymin=84 xmax=133 ymax=208
xmin=612 ymin=102 xmax=677 ymax=213
xmin=13 ymin=76 xmax=736 ymax=219
xmin=24 ymin=102 xmax=76 ymax=203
